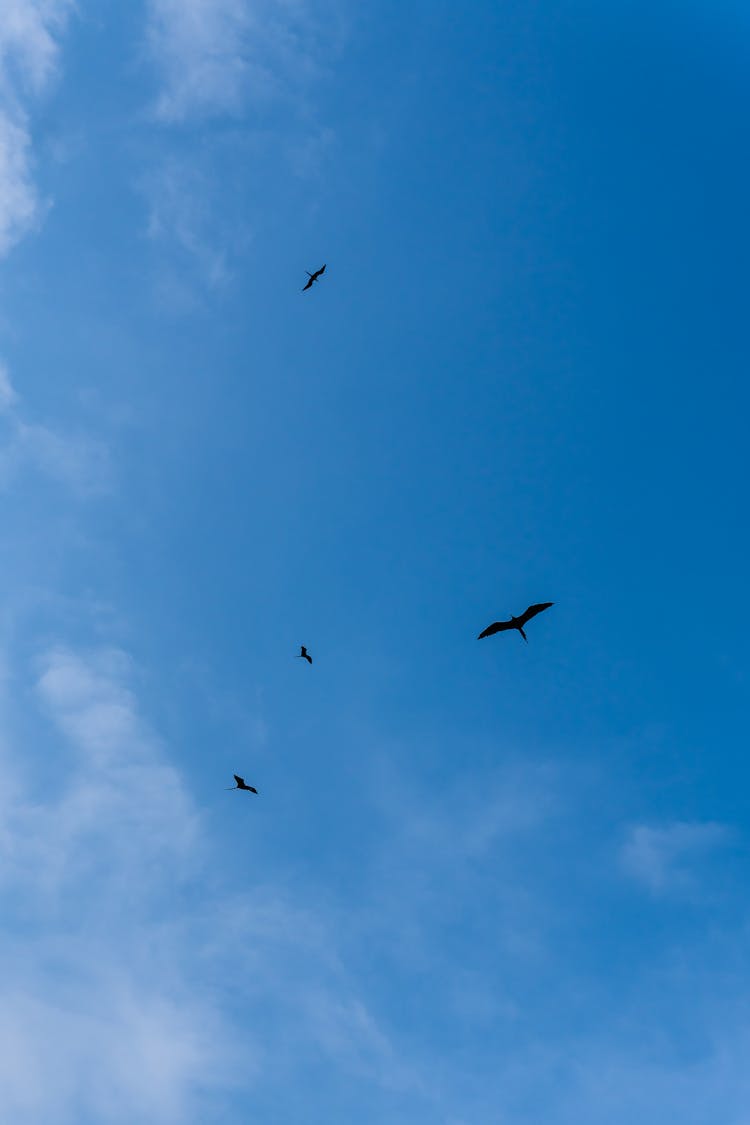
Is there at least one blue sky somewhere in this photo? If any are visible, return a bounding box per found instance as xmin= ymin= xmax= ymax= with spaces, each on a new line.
xmin=0 ymin=1 xmax=749 ymax=1122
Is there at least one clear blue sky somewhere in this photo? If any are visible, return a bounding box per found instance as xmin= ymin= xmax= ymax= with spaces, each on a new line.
xmin=1 ymin=2 xmax=749 ymax=1122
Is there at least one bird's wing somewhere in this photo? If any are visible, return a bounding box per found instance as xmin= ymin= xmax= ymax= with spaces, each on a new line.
xmin=302 ymin=277 xmax=313 ymax=290
xmin=518 ymin=602 xmax=554 ymax=626
xmin=477 ymin=620 xmax=512 ymax=639
xmin=313 ymin=264 xmax=326 ymax=279
xmin=248 ymin=786 xmax=258 ymax=794
xmin=306 ymin=655 xmax=313 ymax=663
xmin=233 ymin=774 xmax=244 ymax=786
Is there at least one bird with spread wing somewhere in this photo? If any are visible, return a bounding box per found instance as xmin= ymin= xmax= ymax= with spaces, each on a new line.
xmin=478 ymin=602 xmax=554 ymax=642
xmin=226 ymin=774 xmax=258 ymax=793
xmin=302 ymin=264 xmax=326 ymax=291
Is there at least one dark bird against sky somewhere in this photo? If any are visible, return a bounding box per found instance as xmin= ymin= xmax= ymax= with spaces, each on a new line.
xmin=302 ymin=264 xmax=326 ymax=291
xmin=227 ymin=774 xmax=258 ymax=793
xmin=297 ymin=645 xmax=313 ymax=664
xmin=478 ymin=602 xmax=554 ymax=642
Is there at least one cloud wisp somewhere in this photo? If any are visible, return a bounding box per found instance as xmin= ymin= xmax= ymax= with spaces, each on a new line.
xmin=0 ymin=361 xmax=110 ymax=496
xmin=620 ymin=820 xmax=732 ymax=896
xmin=0 ymin=642 xmax=428 ymax=1122
xmin=0 ymin=637 xmax=746 ymax=1123
xmin=142 ymin=157 xmax=237 ymax=290
xmin=145 ymin=0 xmax=333 ymax=124
xmin=0 ymin=1 xmax=73 ymax=256
xmin=0 ymin=643 xmax=242 ymax=1124
xmin=141 ymin=0 xmax=341 ymax=293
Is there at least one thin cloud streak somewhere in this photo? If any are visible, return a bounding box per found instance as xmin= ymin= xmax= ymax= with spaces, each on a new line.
xmin=620 ymin=820 xmax=732 ymax=896
xmin=147 ymin=0 xmax=254 ymax=122
xmin=0 ymin=1 xmax=73 ymax=256
xmin=0 ymin=109 xmax=41 ymax=255
xmin=146 ymin=0 xmax=334 ymax=123
xmin=142 ymin=0 xmax=341 ymax=298
xmin=0 ymin=643 xmax=428 ymax=1121
xmin=142 ymin=158 xmax=235 ymax=287
xmin=0 ymin=643 xmax=240 ymax=1123
xmin=0 ymin=362 xmax=111 ymax=496
xmin=0 ymin=638 xmax=746 ymax=1123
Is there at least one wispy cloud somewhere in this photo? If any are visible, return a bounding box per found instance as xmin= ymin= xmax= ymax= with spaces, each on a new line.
xmin=147 ymin=0 xmax=254 ymax=122
xmin=203 ymin=892 xmax=424 ymax=1100
xmin=1 ymin=645 xmax=200 ymax=904
xmin=142 ymin=157 xmax=239 ymax=288
xmin=0 ymin=643 xmax=248 ymax=1124
xmin=0 ymin=417 xmax=111 ymax=494
xmin=0 ymin=112 xmax=40 ymax=254
xmin=0 ymin=1 xmax=73 ymax=256
xmin=0 ymin=2 xmax=71 ymax=94
xmin=620 ymin=820 xmax=732 ymax=895
xmin=142 ymin=0 xmax=340 ymax=294
xmin=0 ymin=641 xmax=424 ymax=1122
xmin=145 ymin=0 xmax=333 ymax=123
xmin=3 ymin=636 xmax=746 ymax=1124
xmin=360 ymin=757 xmax=566 ymax=977
xmin=0 ymin=361 xmax=110 ymax=495
xmin=0 ymin=358 xmax=18 ymax=409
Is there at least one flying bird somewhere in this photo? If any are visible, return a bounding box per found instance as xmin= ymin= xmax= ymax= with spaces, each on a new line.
xmin=227 ymin=774 xmax=258 ymax=793
xmin=297 ymin=645 xmax=313 ymax=664
xmin=478 ymin=602 xmax=554 ymax=642
xmin=302 ymin=264 xmax=326 ymax=291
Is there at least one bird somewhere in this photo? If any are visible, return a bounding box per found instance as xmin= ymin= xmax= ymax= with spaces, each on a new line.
xmin=297 ymin=645 xmax=313 ymax=664
xmin=226 ymin=774 xmax=258 ymax=793
xmin=302 ymin=264 xmax=326 ymax=291
xmin=478 ymin=602 xmax=554 ymax=642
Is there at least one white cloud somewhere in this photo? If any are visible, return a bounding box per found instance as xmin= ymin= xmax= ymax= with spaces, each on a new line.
xmin=1 ymin=417 xmax=111 ymax=494
xmin=143 ymin=158 xmax=234 ymax=286
xmin=0 ymin=109 xmax=40 ymax=255
xmin=380 ymin=759 xmax=559 ymax=859
xmin=0 ymin=644 xmax=238 ymax=1123
xmin=0 ymin=359 xmax=18 ymax=410
xmin=146 ymin=0 xmax=332 ymax=123
xmin=1 ymin=645 xmax=200 ymax=903
xmin=358 ymin=758 xmax=566 ymax=978
xmin=142 ymin=1 xmax=340 ymax=295
xmin=0 ymin=2 xmax=71 ymax=95
xmin=0 ymin=977 xmax=233 ymax=1125
xmin=0 ymin=641 xmax=429 ymax=1122
xmin=0 ymin=359 xmax=110 ymax=495
xmin=0 ymin=1 xmax=73 ymax=256
xmin=3 ymin=637 xmax=747 ymax=1123
xmin=621 ymin=820 xmax=731 ymax=895
xmin=441 ymin=998 xmax=750 ymax=1125
xmin=147 ymin=0 xmax=254 ymax=122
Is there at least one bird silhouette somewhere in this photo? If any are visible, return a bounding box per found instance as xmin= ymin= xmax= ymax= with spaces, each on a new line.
xmin=478 ymin=602 xmax=554 ymax=642
xmin=297 ymin=645 xmax=313 ymax=664
xmin=227 ymin=774 xmax=258 ymax=793
xmin=302 ymin=264 xmax=326 ymax=291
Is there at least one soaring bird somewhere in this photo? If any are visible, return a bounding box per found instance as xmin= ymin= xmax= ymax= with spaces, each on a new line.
xmin=478 ymin=602 xmax=554 ymax=642
xmin=297 ymin=645 xmax=313 ymax=664
xmin=227 ymin=774 xmax=258 ymax=793
xmin=302 ymin=264 xmax=326 ymax=291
